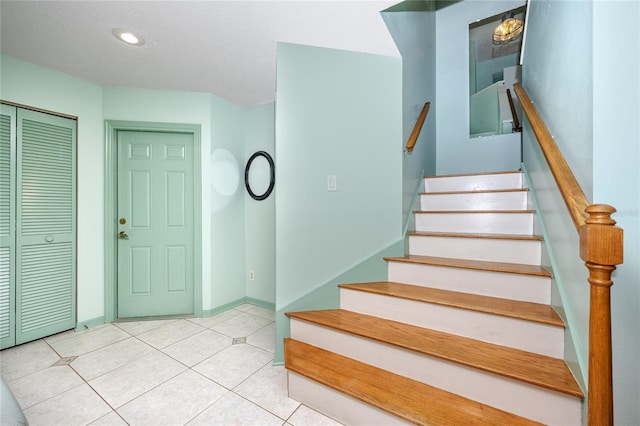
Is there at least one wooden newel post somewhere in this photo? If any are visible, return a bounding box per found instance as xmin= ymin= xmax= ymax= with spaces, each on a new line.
xmin=579 ymin=204 xmax=624 ymax=425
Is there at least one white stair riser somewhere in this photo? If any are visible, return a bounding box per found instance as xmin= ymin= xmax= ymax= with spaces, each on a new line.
xmin=340 ymin=289 xmax=564 ymax=358
xmin=409 ymin=235 xmax=542 ymax=265
xmin=290 ymin=321 xmax=581 ymax=425
xmin=387 ymin=261 xmax=551 ymax=304
xmin=424 ymin=173 xmax=522 ymax=192
xmin=415 ymin=212 xmax=534 ymax=234
xmin=420 ymin=191 xmax=528 ymax=211
xmin=288 ymin=372 xmax=411 ymax=426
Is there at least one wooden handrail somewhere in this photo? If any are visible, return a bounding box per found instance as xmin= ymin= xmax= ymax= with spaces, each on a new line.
xmin=506 ymin=88 xmax=521 ymax=132
xmin=405 ymin=101 xmax=430 ymax=154
xmin=514 ymin=84 xmax=589 ymax=231
xmin=514 ymin=83 xmax=623 ymax=426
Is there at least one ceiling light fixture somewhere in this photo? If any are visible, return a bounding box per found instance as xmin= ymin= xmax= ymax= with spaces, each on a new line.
xmin=492 ymin=13 xmax=524 ymax=45
xmin=112 ymin=28 xmax=145 ymax=46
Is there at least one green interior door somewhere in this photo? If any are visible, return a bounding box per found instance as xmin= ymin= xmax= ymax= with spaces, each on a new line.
xmin=117 ymin=130 xmax=194 ymax=318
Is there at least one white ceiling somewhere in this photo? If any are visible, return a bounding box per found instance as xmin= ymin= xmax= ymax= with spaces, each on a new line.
xmin=0 ymin=0 xmax=401 ymax=108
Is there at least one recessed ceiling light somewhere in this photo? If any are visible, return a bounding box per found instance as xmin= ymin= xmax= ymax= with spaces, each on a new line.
xmin=112 ymin=28 xmax=145 ymax=46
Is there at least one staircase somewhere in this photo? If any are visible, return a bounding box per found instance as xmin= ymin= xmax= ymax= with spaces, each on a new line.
xmin=284 ymin=171 xmax=585 ymax=425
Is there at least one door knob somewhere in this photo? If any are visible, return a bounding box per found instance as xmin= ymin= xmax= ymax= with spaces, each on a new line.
xmin=118 ymin=230 xmax=129 ymax=239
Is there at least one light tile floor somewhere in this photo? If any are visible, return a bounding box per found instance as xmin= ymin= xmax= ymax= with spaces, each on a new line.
xmin=0 ymin=304 xmax=343 ymax=426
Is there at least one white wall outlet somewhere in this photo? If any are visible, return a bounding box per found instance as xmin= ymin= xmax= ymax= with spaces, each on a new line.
xmin=327 ymin=175 xmax=337 ymax=191
xmin=249 ymin=270 xmax=255 ymax=281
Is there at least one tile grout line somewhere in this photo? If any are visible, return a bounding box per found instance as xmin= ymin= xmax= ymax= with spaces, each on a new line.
xmin=70 ymin=324 xmax=141 ymax=425
xmin=104 ymin=310 xmax=277 ymax=424
xmin=228 ymin=357 xmax=295 ymax=424
xmin=3 ymin=305 xmax=316 ymax=426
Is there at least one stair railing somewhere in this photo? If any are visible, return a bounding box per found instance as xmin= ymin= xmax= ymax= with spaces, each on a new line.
xmin=404 ymin=101 xmax=430 ymax=154
xmin=506 ymin=88 xmax=522 ymax=132
xmin=514 ymin=83 xmax=623 ymax=425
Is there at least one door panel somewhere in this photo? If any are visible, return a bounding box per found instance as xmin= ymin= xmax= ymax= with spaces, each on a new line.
xmin=117 ymin=131 xmax=194 ymax=318
xmin=130 ymin=171 xmax=151 ymax=228
xmin=16 ymin=109 xmax=76 ymax=344
xmin=0 ymin=105 xmax=16 ymax=349
xmin=130 ymin=247 xmax=151 ymax=295
xmin=166 ymin=172 xmax=185 ymax=227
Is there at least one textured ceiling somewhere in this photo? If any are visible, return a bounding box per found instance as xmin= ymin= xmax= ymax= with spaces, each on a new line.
xmin=0 ymin=1 xmax=401 ymax=108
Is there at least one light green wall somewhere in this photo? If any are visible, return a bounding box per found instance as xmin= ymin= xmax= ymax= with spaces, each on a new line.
xmin=435 ymin=0 xmax=524 ymax=175
xmin=210 ymin=97 xmax=247 ymax=308
xmin=1 ymin=55 xmax=104 ymax=324
xmin=470 ymin=81 xmax=501 ymax=136
xmin=274 ymin=42 xmax=402 ymax=359
xmin=592 ymin=2 xmax=639 ymax=423
xmin=521 ymin=2 xmax=592 ymax=200
xmin=523 ymin=1 xmax=640 ymax=422
xmin=382 ymin=7 xmax=437 ymax=233
xmin=244 ymin=103 xmax=276 ymax=304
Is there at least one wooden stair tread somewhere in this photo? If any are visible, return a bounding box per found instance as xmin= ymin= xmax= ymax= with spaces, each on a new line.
xmin=286 ymin=309 xmax=583 ymax=398
xmin=420 ymin=188 xmax=529 ymax=195
xmin=409 ymin=231 xmax=542 ymax=241
xmin=285 ymin=338 xmax=541 ymax=426
xmin=415 ymin=209 xmax=535 ymax=214
xmin=383 ymin=254 xmax=552 ymax=277
xmin=338 ymin=282 xmax=564 ymax=327
xmin=424 ymin=170 xmax=522 ymax=179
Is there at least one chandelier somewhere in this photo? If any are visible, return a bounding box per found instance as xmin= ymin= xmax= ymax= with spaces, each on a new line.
xmin=493 ymin=13 xmax=524 ymax=45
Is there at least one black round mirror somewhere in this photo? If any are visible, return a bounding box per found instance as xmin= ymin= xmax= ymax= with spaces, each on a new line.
xmin=244 ymin=151 xmax=275 ymax=201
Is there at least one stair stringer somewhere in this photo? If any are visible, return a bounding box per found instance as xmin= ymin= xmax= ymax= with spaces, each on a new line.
xmin=522 ymin=165 xmax=587 ymax=394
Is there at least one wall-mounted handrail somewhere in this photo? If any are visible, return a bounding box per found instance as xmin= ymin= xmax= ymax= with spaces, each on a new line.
xmin=514 ymin=84 xmax=589 ymax=231
xmin=514 ymin=82 xmax=623 ymax=426
xmin=405 ymin=101 xmax=430 ymax=154
xmin=506 ymin=88 xmax=522 ymax=132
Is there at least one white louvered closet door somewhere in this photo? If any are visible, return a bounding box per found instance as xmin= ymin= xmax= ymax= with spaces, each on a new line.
xmin=0 ymin=105 xmax=76 ymax=349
